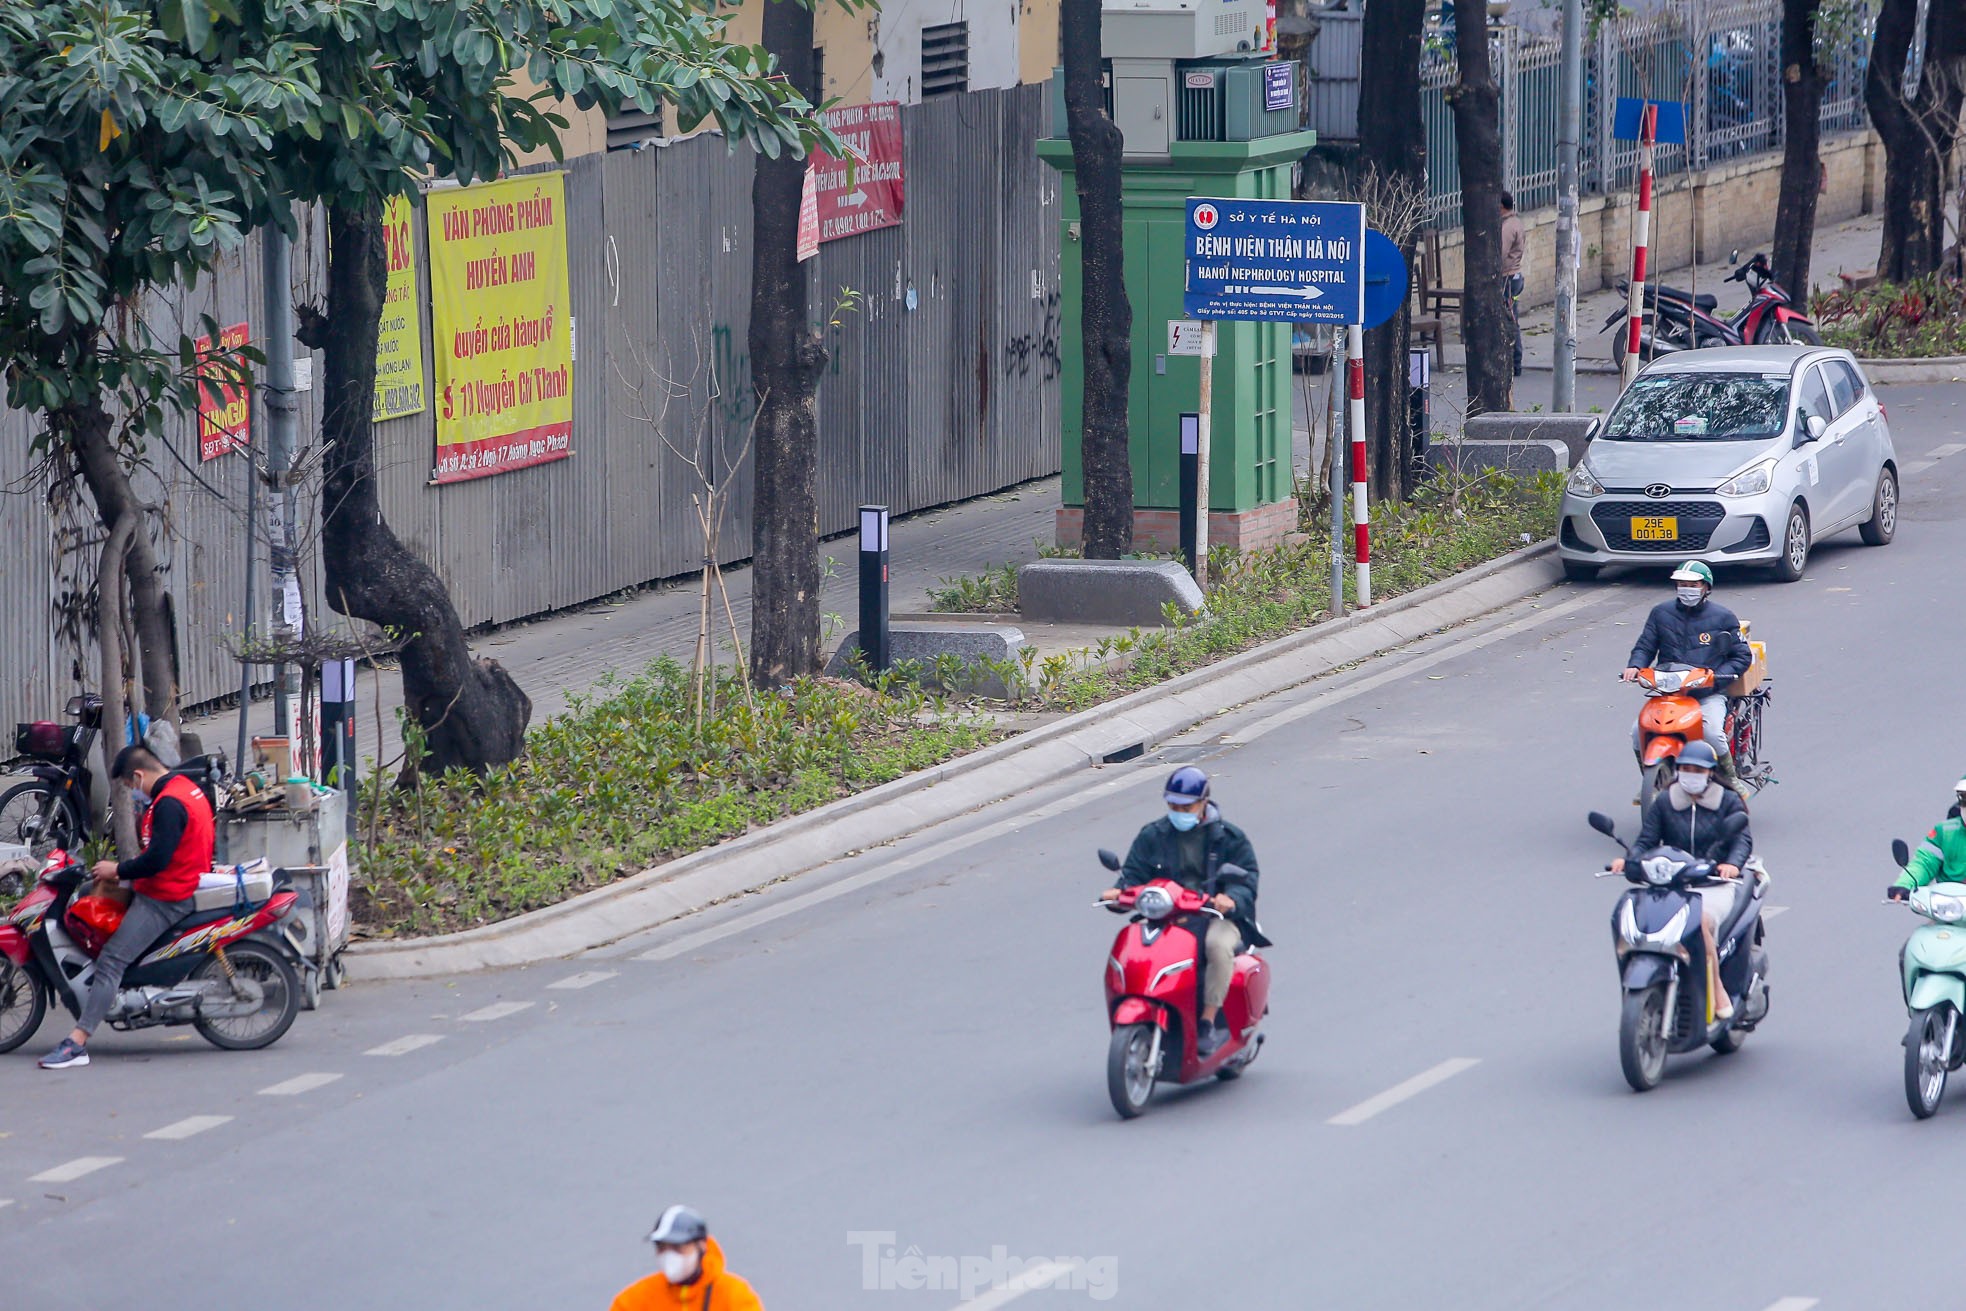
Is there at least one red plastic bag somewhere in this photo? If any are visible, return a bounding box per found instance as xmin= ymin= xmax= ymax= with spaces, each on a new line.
xmin=67 ymin=895 xmax=127 ymax=955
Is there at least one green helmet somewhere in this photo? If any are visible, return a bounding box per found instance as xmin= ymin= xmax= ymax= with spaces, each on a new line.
xmin=1670 ymin=560 xmax=1714 ymax=587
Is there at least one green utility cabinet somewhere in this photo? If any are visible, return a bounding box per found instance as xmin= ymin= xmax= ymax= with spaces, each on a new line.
xmin=1039 ymin=130 xmax=1317 ymax=550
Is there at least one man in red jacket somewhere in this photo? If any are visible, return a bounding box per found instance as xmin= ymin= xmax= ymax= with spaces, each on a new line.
xmin=39 ymin=746 xmax=214 ymax=1070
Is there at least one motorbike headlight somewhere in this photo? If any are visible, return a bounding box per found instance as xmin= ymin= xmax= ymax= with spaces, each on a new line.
xmin=1642 ymin=856 xmax=1677 ymax=886
xmin=1566 ymin=463 xmax=1605 ymax=498
xmin=1929 ymin=894 xmax=1966 ymax=924
xmin=1136 ymin=886 xmax=1174 ymax=921
xmin=1716 ymin=459 xmax=1776 ymax=497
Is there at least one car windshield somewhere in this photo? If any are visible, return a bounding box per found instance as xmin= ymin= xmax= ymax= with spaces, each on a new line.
xmin=1599 ymin=373 xmax=1790 ymax=441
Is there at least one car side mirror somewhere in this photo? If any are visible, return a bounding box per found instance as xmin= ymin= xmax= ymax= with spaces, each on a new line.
xmin=1097 ymin=848 xmax=1122 ymax=872
xmin=1583 ymin=416 xmax=1603 ymax=442
xmin=1893 ymin=839 xmax=1911 ymax=870
xmin=1588 ymin=811 xmax=1617 ymax=838
xmin=1806 ymin=414 xmax=1826 ymax=440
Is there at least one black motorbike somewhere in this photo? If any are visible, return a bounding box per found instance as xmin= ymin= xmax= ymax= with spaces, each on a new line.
xmin=1587 ymin=810 xmax=1771 ymax=1092
xmin=1 ymin=696 xmax=103 ymax=871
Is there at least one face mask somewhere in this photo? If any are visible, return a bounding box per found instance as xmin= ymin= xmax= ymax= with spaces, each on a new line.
xmin=1676 ymin=586 xmax=1704 ymax=607
xmin=1678 ymin=770 xmax=1711 ymax=796
xmin=1167 ymin=809 xmax=1201 ymax=832
xmin=657 ymin=1250 xmax=698 ymax=1284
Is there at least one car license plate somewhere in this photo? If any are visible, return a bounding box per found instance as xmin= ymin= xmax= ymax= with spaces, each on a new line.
xmin=1630 ymin=516 xmax=1678 ymax=542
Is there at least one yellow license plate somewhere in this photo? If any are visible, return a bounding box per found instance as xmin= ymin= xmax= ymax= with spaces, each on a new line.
xmin=1630 ymin=516 xmax=1679 ymax=542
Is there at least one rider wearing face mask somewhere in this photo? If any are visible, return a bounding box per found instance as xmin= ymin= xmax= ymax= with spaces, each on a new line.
xmin=1621 ymin=560 xmax=1755 ymax=801
xmin=1611 ymin=740 xmax=1754 ymax=1019
xmin=611 ymin=1205 xmax=763 ymax=1311
xmin=1100 ymin=767 xmax=1263 ymax=1057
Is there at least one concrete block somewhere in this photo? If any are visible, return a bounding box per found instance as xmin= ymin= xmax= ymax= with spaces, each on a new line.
xmin=1460 ymin=412 xmax=1598 ymax=467
xmin=1016 ymin=558 xmax=1205 ymax=628
xmin=827 ymin=624 xmax=1028 ymax=697
xmin=1426 ymin=439 xmax=1571 ymax=478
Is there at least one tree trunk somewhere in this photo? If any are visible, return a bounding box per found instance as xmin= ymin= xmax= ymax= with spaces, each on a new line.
xmin=1452 ymin=9 xmax=1512 ymax=417
xmin=1061 ymin=0 xmax=1135 ymax=558
xmin=747 ymin=0 xmax=827 ymax=684
xmin=1866 ymin=0 xmax=1966 ymax=281
xmin=62 ymin=394 xmax=180 ymax=727
xmin=1771 ymin=0 xmax=1825 ymax=299
xmin=318 ymin=199 xmax=530 ymax=777
xmin=1356 ymin=0 xmax=1426 ymax=502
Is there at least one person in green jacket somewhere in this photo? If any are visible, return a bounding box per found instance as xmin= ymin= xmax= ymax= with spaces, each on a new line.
xmin=1888 ymin=779 xmax=1966 ymax=900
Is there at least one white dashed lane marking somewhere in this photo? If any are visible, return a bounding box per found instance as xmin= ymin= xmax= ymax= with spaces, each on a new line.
xmin=144 ymin=1115 xmax=233 ymax=1141
xmin=548 ymin=971 xmax=617 ymax=990
xmin=460 ymin=1001 xmax=534 ymax=1022
xmin=1759 ymin=1299 xmax=1819 ymax=1311
xmin=259 ymin=1072 xmax=344 ymax=1096
xmin=29 ymin=1156 xmax=123 ymax=1184
xmin=1328 ymin=1058 xmax=1482 ymax=1126
xmin=366 ymin=1034 xmax=445 ymax=1057
xmin=952 ymin=1260 xmax=1084 ymax=1309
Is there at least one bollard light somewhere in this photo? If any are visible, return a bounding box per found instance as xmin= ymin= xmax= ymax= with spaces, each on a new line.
xmin=858 ymin=505 xmax=891 ymax=672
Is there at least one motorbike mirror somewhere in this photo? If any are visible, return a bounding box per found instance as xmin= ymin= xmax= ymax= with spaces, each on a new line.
xmin=1587 ymin=811 xmax=1618 ymax=838
xmin=1716 ymin=811 xmax=1751 ymax=839
xmin=1729 ymin=248 xmax=1740 ymax=264
xmin=1097 ymin=848 xmax=1122 ymax=872
xmin=1217 ymin=863 xmax=1248 ymax=881
xmin=1893 ymin=838 xmax=1912 ymax=869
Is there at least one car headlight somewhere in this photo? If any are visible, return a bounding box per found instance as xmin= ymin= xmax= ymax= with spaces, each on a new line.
xmin=1136 ymin=886 xmax=1174 ymax=921
xmin=1566 ymin=463 xmax=1605 ymax=497
xmin=1716 ymin=460 xmax=1776 ymax=497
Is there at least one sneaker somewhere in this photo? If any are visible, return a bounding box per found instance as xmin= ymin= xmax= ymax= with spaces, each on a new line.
xmin=38 ymin=1038 xmax=89 ymax=1070
xmin=1196 ymin=1018 xmax=1227 ymax=1058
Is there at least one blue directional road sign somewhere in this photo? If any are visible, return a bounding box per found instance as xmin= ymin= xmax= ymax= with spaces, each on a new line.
xmin=1184 ymin=197 xmax=1367 ymax=325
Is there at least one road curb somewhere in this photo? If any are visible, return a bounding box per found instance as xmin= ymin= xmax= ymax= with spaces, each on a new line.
xmin=344 ymin=541 xmax=1565 ymax=980
xmin=1861 ymin=356 xmax=1966 ymax=384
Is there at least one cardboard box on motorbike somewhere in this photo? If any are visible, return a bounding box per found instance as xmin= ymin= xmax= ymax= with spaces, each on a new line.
xmin=215 ymin=787 xmax=350 ymax=1010
xmin=1724 ymin=635 xmax=1769 ymax=698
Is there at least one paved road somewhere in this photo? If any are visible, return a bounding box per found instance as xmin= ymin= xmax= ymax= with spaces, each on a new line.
xmin=5 ymin=382 xmax=1964 ymax=1309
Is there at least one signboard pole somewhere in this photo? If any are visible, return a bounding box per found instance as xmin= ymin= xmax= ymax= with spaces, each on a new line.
xmin=261 ymin=230 xmax=300 ymax=732
xmin=1553 ymin=0 xmax=1583 ymax=412
xmin=1194 ymin=321 xmax=1215 ymax=589
xmin=1348 ymin=324 xmax=1370 ymax=608
xmin=1622 ymin=103 xmax=1658 ymax=389
xmin=1328 ymin=331 xmax=1346 ymax=615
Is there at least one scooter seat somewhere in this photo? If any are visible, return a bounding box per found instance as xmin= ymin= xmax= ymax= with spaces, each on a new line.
xmin=1652 ymin=284 xmax=1719 ymax=311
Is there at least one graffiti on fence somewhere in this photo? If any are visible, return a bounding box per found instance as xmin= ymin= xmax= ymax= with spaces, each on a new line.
xmin=1002 ymin=290 xmax=1062 ymax=382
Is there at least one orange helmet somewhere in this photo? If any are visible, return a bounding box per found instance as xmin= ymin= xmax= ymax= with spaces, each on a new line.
xmin=66 ymin=895 xmax=127 ymax=955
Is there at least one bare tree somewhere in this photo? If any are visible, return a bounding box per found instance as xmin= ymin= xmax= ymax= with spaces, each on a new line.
xmin=1866 ymin=0 xmax=1966 ymax=280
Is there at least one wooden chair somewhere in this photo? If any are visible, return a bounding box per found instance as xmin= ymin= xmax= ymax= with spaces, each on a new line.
xmin=1419 ymin=228 xmax=1464 ymax=321
xmin=1409 ymin=263 xmax=1445 ymax=365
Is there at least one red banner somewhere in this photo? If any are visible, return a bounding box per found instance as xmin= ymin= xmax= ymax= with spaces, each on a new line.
xmin=196 ymin=322 xmax=251 ymax=461
xmin=798 ymin=101 xmax=905 ymax=261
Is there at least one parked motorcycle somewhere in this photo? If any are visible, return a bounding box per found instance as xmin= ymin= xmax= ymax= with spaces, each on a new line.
xmin=1891 ymin=837 xmax=1966 ymax=1120
xmin=1629 ymin=663 xmax=1773 ymax=808
xmin=0 ymin=849 xmax=306 ymax=1054
xmin=1096 ymin=850 xmax=1268 ymax=1118
xmin=1587 ymin=811 xmax=1770 ymax=1092
xmin=0 ymin=695 xmax=104 ymax=868
xmin=1603 ymin=251 xmax=1820 ymax=370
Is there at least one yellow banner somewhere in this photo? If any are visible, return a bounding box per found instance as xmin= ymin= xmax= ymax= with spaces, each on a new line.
xmin=427 ymin=174 xmax=573 ymax=482
xmin=373 ymin=193 xmax=428 ymax=422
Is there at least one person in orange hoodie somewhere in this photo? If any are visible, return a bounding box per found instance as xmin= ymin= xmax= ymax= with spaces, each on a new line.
xmin=610 ymin=1205 xmax=764 ymax=1311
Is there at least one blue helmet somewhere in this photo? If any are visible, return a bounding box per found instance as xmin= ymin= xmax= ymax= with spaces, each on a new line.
xmin=1163 ymin=766 xmax=1210 ymax=806
xmin=1677 ymin=741 xmax=1719 ymax=770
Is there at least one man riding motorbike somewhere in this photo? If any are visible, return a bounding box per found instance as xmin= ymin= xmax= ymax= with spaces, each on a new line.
xmin=1621 ymin=560 xmax=1755 ymax=801
xmin=1099 ymin=767 xmax=1262 ymax=1057
xmin=1887 ymin=778 xmax=1966 ymax=902
xmin=610 ymin=1204 xmax=764 ymax=1311
xmin=1611 ymin=741 xmax=1753 ymax=1019
xmin=37 ymin=745 xmax=214 ymax=1070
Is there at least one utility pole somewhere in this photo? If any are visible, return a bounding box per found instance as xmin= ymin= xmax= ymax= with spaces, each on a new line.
xmin=1553 ymin=0 xmax=1583 ymax=411
xmin=261 ymin=225 xmax=301 ymax=746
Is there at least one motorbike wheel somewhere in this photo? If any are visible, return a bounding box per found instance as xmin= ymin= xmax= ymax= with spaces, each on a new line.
xmin=1759 ymin=319 xmax=1822 ymax=346
xmin=192 ymin=941 xmax=301 ymax=1051
xmin=0 ymin=781 xmax=84 ymax=859
xmin=1106 ymin=1024 xmax=1157 ymax=1119
xmin=1906 ymin=1007 xmax=1949 ymax=1120
xmin=1637 ymin=760 xmax=1674 ymax=811
xmin=1619 ymin=986 xmax=1669 ymax=1092
xmin=0 ymin=959 xmax=47 ymax=1054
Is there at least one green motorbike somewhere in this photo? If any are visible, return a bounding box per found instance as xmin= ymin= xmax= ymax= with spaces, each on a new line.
xmin=1893 ymin=838 xmax=1966 ymax=1119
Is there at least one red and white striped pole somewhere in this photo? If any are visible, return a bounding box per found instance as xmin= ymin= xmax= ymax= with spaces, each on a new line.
xmin=1621 ymin=103 xmax=1658 ymax=389
xmin=1347 ymin=323 xmax=1370 ymax=607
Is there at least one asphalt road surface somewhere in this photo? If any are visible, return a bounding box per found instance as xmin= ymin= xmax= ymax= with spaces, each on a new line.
xmin=5 ymin=382 xmax=1964 ymax=1310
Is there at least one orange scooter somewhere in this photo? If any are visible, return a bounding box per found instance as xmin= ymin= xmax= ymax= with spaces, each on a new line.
xmin=1630 ymin=665 xmax=1774 ymax=808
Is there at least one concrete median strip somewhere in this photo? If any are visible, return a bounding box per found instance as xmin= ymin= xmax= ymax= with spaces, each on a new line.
xmin=345 ymin=542 xmax=1566 ymax=980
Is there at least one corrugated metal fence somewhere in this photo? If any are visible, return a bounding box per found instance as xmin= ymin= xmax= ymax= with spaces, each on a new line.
xmin=0 ymin=85 xmax=1060 ymax=730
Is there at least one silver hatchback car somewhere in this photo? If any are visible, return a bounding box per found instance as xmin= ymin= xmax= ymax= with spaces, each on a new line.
xmin=1558 ymin=345 xmax=1898 ymax=582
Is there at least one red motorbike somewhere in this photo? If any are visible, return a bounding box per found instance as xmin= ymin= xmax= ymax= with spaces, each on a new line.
xmin=1096 ymin=853 xmax=1270 ymax=1118
xmin=0 ymin=849 xmax=306 ymax=1054
xmin=1606 ymin=251 xmax=1820 ymax=369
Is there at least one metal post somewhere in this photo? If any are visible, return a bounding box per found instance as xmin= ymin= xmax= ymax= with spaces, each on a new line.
xmin=1194 ymin=321 xmax=1216 ymax=590
xmin=1328 ymin=332 xmax=1345 ymax=615
xmin=1178 ymin=413 xmax=1200 ymax=576
xmin=234 ymin=449 xmax=257 ymax=771
xmin=261 ymin=226 xmax=301 ymax=736
xmin=1348 ymin=324 xmax=1370 ymax=607
xmin=321 ymin=657 xmax=357 ymax=835
xmin=1408 ymin=349 xmax=1432 ymax=474
xmin=1553 ymin=0 xmax=1583 ymax=411
xmin=1622 ymin=103 xmax=1657 ymax=389
xmin=857 ymin=505 xmax=891 ymax=672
